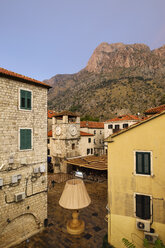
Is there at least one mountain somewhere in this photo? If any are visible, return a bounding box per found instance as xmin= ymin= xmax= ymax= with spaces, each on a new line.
xmin=45 ymin=42 xmax=165 ymax=120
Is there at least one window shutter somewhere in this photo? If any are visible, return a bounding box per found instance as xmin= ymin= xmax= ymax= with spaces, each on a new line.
xmin=143 ymin=195 xmax=151 ymax=219
xmin=26 ymin=129 xmax=31 ymax=149
xmin=27 ymin=91 xmax=31 ymax=109
xmin=20 ymin=90 xmax=26 ymax=108
xmin=136 ymin=194 xmax=143 ymax=219
xmin=20 ymin=129 xmax=26 ymax=150
xmin=136 ymin=152 xmax=143 ymax=174
xmin=144 ymin=153 xmax=150 ymax=174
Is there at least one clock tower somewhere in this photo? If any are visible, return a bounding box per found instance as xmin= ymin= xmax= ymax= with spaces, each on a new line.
xmin=52 ymin=111 xmax=80 ymax=173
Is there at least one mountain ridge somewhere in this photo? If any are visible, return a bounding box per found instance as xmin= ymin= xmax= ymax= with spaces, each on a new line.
xmin=45 ymin=42 xmax=165 ymax=120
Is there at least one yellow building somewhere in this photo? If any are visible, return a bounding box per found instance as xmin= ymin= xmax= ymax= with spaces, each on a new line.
xmin=105 ymin=111 xmax=165 ymax=248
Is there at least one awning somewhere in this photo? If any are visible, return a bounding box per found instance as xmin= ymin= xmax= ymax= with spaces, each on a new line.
xmin=67 ymin=155 xmax=107 ymax=171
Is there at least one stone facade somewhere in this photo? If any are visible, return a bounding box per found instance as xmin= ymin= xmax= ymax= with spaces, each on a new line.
xmin=51 ymin=113 xmax=80 ymax=173
xmin=0 ymin=75 xmax=49 ymax=248
xmin=79 ymin=133 xmax=94 ymax=156
xmin=80 ymin=123 xmax=104 ymax=156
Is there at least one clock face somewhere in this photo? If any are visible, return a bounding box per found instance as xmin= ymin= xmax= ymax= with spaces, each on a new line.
xmin=69 ymin=125 xmax=77 ymax=136
xmin=55 ymin=126 xmax=61 ymax=135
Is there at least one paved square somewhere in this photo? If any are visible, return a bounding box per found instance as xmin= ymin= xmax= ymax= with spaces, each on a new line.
xmin=13 ymin=175 xmax=107 ymax=248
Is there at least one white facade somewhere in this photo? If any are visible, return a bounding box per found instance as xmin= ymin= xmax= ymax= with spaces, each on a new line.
xmin=79 ymin=133 xmax=94 ymax=156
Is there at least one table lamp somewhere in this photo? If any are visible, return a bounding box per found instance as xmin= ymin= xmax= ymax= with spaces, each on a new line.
xmin=59 ymin=179 xmax=91 ymax=235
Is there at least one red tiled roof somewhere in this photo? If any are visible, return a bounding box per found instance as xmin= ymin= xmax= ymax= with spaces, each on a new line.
xmin=80 ymin=131 xmax=94 ymax=136
xmin=144 ymin=104 xmax=165 ymax=115
xmin=80 ymin=121 xmax=104 ymax=129
xmin=105 ymin=115 xmax=140 ymax=122
xmin=48 ymin=130 xmax=52 ymax=137
xmin=105 ymin=110 xmax=165 ymax=140
xmin=48 ymin=110 xmax=57 ymax=118
xmin=0 ymin=67 xmax=51 ymax=89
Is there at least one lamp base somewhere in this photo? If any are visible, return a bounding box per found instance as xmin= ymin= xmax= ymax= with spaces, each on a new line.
xmin=66 ymin=210 xmax=85 ymax=235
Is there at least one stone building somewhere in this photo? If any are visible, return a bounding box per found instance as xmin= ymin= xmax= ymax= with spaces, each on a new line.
xmin=80 ymin=121 xmax=104 ymax=155
xmin=0 ymin=67 xmax=51 ymax=248
xmin=51 ymin=111 xmax=80 ymax=173
xmin=79 ymin=131 xmax=94 ymax=156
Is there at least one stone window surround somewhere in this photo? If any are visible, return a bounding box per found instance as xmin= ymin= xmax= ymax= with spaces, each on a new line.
xmin=133 ymin=150 xmax=153 ymax=177
xmin=19 ymin=87 xmax=33 ymax=111
xmin=18 ymin=127 xmax=33 ymax=151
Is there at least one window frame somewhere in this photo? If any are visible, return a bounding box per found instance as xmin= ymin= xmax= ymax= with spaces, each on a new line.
xmin=134 ymin=192 xmax=152 ymax=220
xmin=123 ymin=123 xmax=128 ymax=128
xmin=108 ymin=124 xmax=113 ymax=129
xmin=134 ymin=150 xmax=153 ymax=176
xmin=88 ymin=138 xmax=91 ymax=143
xmin=19 ymin=128 xmax=33 ymax=151
xmin=87 ymin=148 xmax=90 ymax=155
xmin=19 ymin=88 xmax=33 ymax=111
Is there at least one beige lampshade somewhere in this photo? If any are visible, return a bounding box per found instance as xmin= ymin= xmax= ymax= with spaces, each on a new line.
xmin=59 ymin=179 xmax=91 ymax=210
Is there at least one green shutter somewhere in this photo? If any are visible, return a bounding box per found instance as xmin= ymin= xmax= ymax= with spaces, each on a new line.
xmin=136 ymin=152 xmax=151 ymax=175
xmin=27 ymin=91 xmax=31 ymax=110
xmin=20 ymin=90 xmax=32 ymax=110
xmin=20 ymin=129 xmax=26 ymax=150
xmin=26 ymin=129 xmax=31 ymax=149
xmin=20 ymin=129 xmax=32 ymax=150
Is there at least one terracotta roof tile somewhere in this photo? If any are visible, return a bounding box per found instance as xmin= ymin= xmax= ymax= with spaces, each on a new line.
xmin=144 ymin=104 xmax=165 ymax=115
xmin=48 ymin=110 xmax=58 ymax=118
xmin=105 ymin=115 xmax=140 ymax=122
xmin=80 ymin=131 xmax=94 ymax=136
xmin=48 ymin=130 xmax=52 ymax=137
xmin=0 ymin=67 xmax=51 ymax=89
xmin=80 ymin=121 xmax=104 ymax=129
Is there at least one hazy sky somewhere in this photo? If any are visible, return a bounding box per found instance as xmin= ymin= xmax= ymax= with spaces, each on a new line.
xmin=0 ymin=0 xmax=165 ymax=81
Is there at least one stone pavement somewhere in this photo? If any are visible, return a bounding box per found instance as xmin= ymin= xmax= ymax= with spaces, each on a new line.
xmin=13 ymin=174 xmax=108 ymax=248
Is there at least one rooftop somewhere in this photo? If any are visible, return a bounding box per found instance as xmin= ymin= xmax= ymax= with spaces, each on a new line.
xmin=67 ymin=155 xmax=107 ymax=171
xmin=48 ymin=110 xmax=58 ymax=119
xmin=144 ymin=104 xmax=165 ymax=115
xmin=0 ymin=67 xmax=51 ymax=89
xmin=105 ymin=110 xmax=165 ymax=141
xmin=80 ymin=131 xmax=94 ymax=136
xmin=80 ymin=121 xmax=104 ymax=129
xmin=105 ymin=114 xmax=140 ymax=123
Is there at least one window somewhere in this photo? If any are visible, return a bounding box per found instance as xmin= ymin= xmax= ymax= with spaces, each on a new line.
xmin=72 ymin=143 xmax=75 ymax=150
xmin=20 ymin=129 xmax=32 ymax=150
xmin=94 ymin=139 xmax=96 ymax=144
xmin=47 ymin=138 xmax=50 ymax=144
xmin=91 ymin=148 xmax=93 ymax=154
xmin=87 ymin=149 xmax=90 ymax=155
xmin=115 ymin=124 xmax=120 ymax=130
xmin=20 ymin=89 xmax=32 ymax=110
xmin=135 ymin=194 xmax=151 ymax=220
xmin=136 ymin=152 xmax=151 ymax=175
xmin=88 ymin=138 xmax=91 ymax=143
xmin=123 ymin=123 xmax=128 ymax=128
xmin=94 ymin=130 xmax=96 ymax=134
xmin=99 ymin=139 xmax=101 ymax=144
xmin=108 ymin=124 xmax=113 ymax=129
xmin=100 ymin=131 xmax=102 ymax=134
xmin=48 ymin=149 xmax=50 ymax=155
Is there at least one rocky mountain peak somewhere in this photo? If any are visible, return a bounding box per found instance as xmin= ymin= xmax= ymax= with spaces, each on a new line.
xmin=86 ymin=42 xmax=153 ymax=73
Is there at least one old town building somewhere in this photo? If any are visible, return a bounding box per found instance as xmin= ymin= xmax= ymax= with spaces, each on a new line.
xmin=106 ymin=111 xmax=165 ymax=247
xmin=0 ymin=67 xmax=51 ymax=248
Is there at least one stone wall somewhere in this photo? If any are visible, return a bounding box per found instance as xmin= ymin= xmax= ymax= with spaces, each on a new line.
xmin=0 ymin=77 xmax=48 ymax=248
